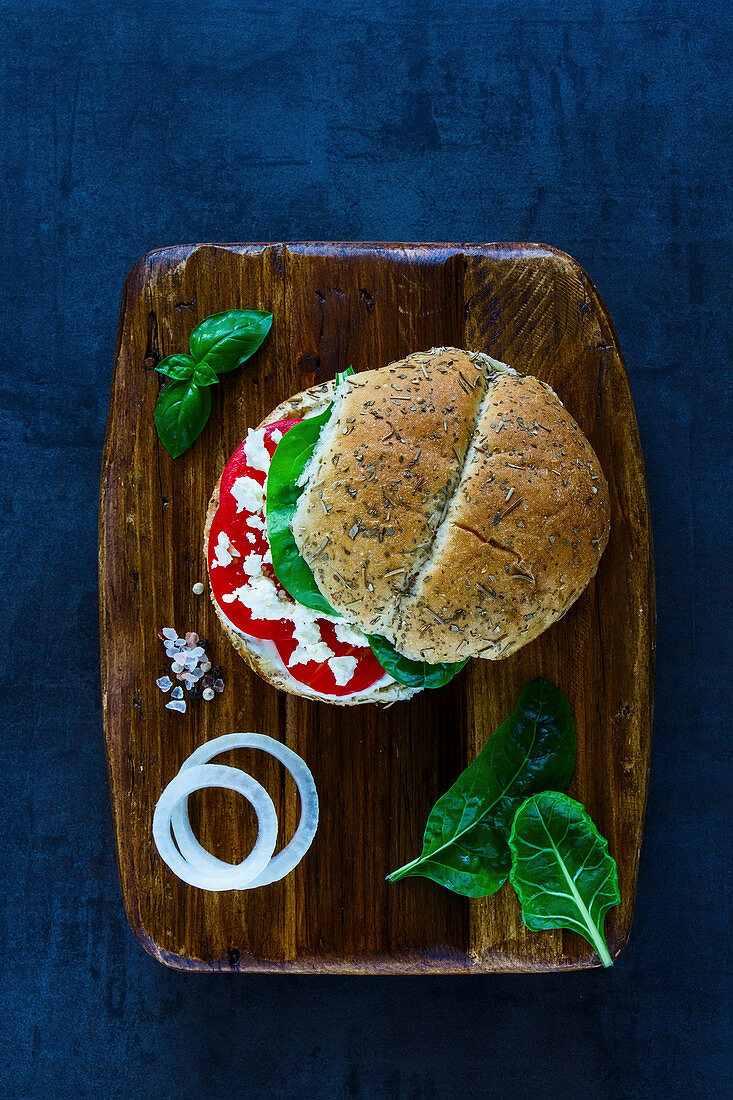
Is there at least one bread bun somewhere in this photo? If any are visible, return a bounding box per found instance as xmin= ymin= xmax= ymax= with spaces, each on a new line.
xmin=204 ymin=381 xmax=418 ymax=705
xmin=292 ymin=348 xmax=609 ymax=663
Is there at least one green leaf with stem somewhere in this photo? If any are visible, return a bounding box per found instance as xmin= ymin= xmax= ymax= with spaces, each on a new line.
xmin=509 ymin=791 xmax=620 ymax=968
xmin=387 ymin=679 xmax=576 ymax=896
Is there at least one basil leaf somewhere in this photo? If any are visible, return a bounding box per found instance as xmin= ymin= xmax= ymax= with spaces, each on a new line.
xmin=156 ymin=353 xmax=195 ymax=381
xmin=266 ymin=406 xmax=340 ymax=615
xmin=189 ymin=309 xmax=272 ymax=374
xmin=387 ymin=679 xmax=576 ymax=896
xmin=192 ymin=361 xmax=220 ymax=387
xmin=154 ymin=380 xmax=212 ymax=459
xmin=509 ymin=791 xmax=620 ymax=968
xmin=366 ymin=633 xmax=467 ymax=689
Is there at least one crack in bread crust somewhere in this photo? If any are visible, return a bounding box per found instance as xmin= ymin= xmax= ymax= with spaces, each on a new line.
xmin=291 ymin=349 xmax=511 ymax=639
xmin=293 ymin=353 xmax=610 ymax=665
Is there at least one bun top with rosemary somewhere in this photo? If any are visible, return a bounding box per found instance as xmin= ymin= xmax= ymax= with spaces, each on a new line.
xmin=292 ymin=348 xmax=610 ymax=663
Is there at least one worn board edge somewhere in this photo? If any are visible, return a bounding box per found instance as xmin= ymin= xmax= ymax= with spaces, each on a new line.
xmin=99 ymin=241 xmax=655 ymax=973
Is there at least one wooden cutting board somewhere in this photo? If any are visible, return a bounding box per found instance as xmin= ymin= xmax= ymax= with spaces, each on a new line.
xmin=99 ymin=242 xmax=654 ymax=972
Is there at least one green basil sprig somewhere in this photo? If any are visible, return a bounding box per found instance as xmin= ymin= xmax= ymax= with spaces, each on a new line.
xmin=387 ymin=679 xmax=576 ymax=896
xmin=154 ymin=309 xmax=272 ymax=458
xmin=366 ymin=634 xmax=468 ymax=690
xmin=509 ymin=791 xmax=620 ymax=967
xmin=266 ymin=368 xmax=354 ymax=614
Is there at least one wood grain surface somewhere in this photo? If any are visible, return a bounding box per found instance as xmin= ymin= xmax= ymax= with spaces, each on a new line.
xmin=99 ymin=242 xmax=654 ymax=972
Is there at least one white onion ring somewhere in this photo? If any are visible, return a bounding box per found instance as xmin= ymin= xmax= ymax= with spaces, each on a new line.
xmin=152 ymin=734 xmax=319 ymax=892
xmin=152 ymin=764 xmax=278 ymax=890
xmin=170 ymin=733 xmax=319 ymax=888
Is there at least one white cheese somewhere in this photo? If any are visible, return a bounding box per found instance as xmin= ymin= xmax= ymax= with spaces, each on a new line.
xmin=246 ymin=532 xmax=256 ymax=544
xmin=328 ymin=655 xmax=358 ymax=686
xmin=212 ymin=530 xmax=238 ymax=569
xmin=242 ymin=427 xmax=270 ymax=473
xmin=214 ymin=612 xmax=396 ymax=702
xmin=333 ymin=621 xmax=367 ymax=648
xmin=246 ymin=513 xmax=266 ymax=531
xmin=270 ymin=429 xmax=283 ymax=444
xmin=288 ymin=616 xmax=335 ymax=668
xmin=231 ymin=476 xmax=265 ymax=515
xmin=222 ymin=571 xmax=336 ymax=668
xmin=242 ymin=551 xmax=264 ymax=577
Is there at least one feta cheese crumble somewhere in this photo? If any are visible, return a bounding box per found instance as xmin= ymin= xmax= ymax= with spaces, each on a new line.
xmin=231 ymin=476 xmax=265 ymax=515
xmin=333 ymin=621 xmax=367 ymax=648
xmin=328 ymin=655 xmax=358 ymax=686
xmin=212 ymin=530 xmax=239 ymax=568
xmin=222 ymin=553 xmax=340 ymax=669
xmin=242 ymin=427 xmax=271 ymax=473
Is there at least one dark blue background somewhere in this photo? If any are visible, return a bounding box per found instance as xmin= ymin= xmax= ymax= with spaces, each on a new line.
xmin=2 ymin=1 xmax=730 ymax=1097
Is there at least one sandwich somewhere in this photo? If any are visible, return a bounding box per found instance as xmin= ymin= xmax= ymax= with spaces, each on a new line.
xmin=205 ymin=348 xmax=610 ymax=704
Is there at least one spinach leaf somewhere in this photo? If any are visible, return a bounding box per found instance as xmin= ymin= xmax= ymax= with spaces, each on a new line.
xmin=155 ymin=353 xmax=195 ymax=381
xmin=387 ymin=679 xmax=576 ymax=896
xmin=154 ymin=379 xmax=212 ymax=459
xmin=266 ymin=405 xmax=340 ymax=615
xmin=265 ymin=368 xmax=354 ymax=614
xmin=509 ymin=791 xmax=620 ymax=967
xmin=189 ymin=309 xmax=272 ymax=374
xmin=366 ymin=634 xmax=468 ymax=690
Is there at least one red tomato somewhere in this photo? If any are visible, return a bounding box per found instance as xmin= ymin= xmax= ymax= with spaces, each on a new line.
xmin=207 ymin=418 xmax=386 ymax=697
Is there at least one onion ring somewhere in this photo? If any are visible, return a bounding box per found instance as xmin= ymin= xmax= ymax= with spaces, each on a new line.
xmin=170 ymin=733 xmax=319 ymax=888
xmin=152 ymin=763 xmax=278 ymax=890
xmin=152 ymin=734 xmax=319 ymax=891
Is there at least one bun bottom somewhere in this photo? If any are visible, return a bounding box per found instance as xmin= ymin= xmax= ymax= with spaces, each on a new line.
xmin=204 ymin=381 xmax=418 ymax=706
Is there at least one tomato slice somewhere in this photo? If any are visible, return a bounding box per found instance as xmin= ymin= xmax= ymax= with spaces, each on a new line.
xmin=274 ymin=622 xmax=387 ymax=696
xmin=207 ymin=417 xmax=387 ymax=698
xmin=208 ymin=420 xmax=301 ymax=642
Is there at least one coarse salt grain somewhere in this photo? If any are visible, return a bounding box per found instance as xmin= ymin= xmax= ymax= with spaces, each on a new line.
xmin=185 ymin=632 xmax=199 ymax=647
xmin=171 ymin=661 xmax=184 ymax=673
xmin=162 ymin=627 xmax=177 ymax=640
xmin=202 ymin=688 xmax=215 ymax=701
xmin=166 ymin=699 xmax=186 ymax=713
xmin=171 ymin=686 xmax=184 ymax=700
xmin=156 ymin=676 xmax=172 ymax=692
xmin=192 ymin=582 xmax=205 ymax=595
xmin=213 ymin=679 xmax=225 ymax=693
